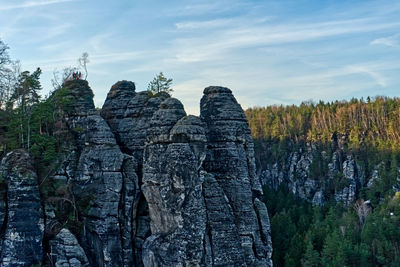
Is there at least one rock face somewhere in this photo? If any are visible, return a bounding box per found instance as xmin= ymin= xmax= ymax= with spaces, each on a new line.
xmin=259 ymin=138 xmax=364 ymax=206
xmin=50 ymin=228 xmax=89 ymax=267
xmin=48 ymin=80 xmax=132 ymax=266
xmin=142 ymin=102 xmax=207 ymax=266
xmin=103 ymin=83 xmax=272 ymax=266
xmin=101 ymin=80 xmax=169 ymax=160
xmin=0 ymin=149 xmax=44 ymax=266
xmin=0 ymin=80 xmax=273 ymax=266
xmin=101 ymin=81 xmax=169 ymax=265
xmin=201 ymin=86 xmax=272 ymax=266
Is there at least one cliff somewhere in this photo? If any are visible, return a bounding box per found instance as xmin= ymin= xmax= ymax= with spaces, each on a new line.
xmin=246 ymin=99 xmax=400 ymax=206
xmin=0 ymin=80 xmax=272 ymax=266
xmin=258 ymin=138 xmax=364 ymax=206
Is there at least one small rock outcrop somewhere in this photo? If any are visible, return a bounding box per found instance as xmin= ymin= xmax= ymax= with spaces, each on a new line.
xmin=0 ymin=149 xmax=44 ymax=266
xmin=50 ymin=228 xmax=89 ymax=267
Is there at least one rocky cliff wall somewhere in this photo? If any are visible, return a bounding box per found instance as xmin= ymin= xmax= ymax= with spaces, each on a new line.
xmin=257 ymin=136 xmax=388 ymax=206
xmin=0 ymin=80 xmax=273 ymax=266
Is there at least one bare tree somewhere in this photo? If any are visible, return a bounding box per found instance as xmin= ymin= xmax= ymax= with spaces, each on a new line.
xmin=78 ymin=52 xmax=89 ymax=80
xmin=0 ymin=59 xmax=20 ymax=109
xmin=51 ymin=66 xmax=79 ymax=90
xmin=0 ymin=39 xmax=10 ymax=66
xmin=354 ymin=199 xmax=372 ymax=227
xmin=0 ymin=40 xmax=12 ymax=108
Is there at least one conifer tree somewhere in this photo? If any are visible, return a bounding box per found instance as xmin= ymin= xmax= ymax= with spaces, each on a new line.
xmin=147 ymin=72 xmax=173 ymax=95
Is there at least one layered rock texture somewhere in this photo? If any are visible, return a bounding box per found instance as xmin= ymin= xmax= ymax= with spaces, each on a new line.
xmin=0 ymin=80 xmax=272 ymax=266
xmin=0 ymin=149 xmax=44 ymax=266
xmin=201 ymin=87 xmax=272 ymax=266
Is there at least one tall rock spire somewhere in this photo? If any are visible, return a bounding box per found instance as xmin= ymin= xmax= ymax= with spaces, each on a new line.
xmin=201 ymin=86 xmax=272 ymax=266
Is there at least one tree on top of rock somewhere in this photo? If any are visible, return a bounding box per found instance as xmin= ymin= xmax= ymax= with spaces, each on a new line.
xmin=147 ymin=72 xmax=173 ymax=95
xmin=78 ymin=52 xmax=89 ymax=80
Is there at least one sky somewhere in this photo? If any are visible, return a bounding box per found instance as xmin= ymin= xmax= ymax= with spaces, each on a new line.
xmin=1 ymin=0 xmax=399 ymax=115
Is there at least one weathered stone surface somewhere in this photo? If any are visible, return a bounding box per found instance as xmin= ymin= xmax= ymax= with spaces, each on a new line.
xmin=62 ymin=79 xmax=95 ymax=116
xmin=334 ymin=155 xmax=362 ymax=205
xmin=102 ymin=80 xmax=136 ymax=120
xmin=201 ymin=86 xmax=272 ymax=266
xmin=201 ymin=86 xmax=262 ymax=194
xmin=0 ymin=81 xmax=274 ymax=267
xmin=146 ymin=98 xmax=186 ymax=144
xmin=312 ymin=191 xmax=325 ymax=206
xmin=54 ymin=80 xmax=131 ymax=267
xmin=101 ymin=81 xmax=170 ymax=265
xmin=254 ymin=198 xmax=273 ymax=266
xmin=120 ymin=156 xmax=141 ymax=266
xmin=101 ymin=81 xmax=169 ymax=160
xmin=142 ymin=100 xmax=208 ymax=266
xmin=50 ymin=228 xmax=89 ymax=267
xmin=0 ymin=149 xmax=44 ymax=266
xmin=0 ymin=185 xmax=6 ymax=249
xmin=202 ymin=173 xmax=247 ymax=266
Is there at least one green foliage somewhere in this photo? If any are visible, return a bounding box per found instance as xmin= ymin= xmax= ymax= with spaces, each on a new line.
xmin=73 ymin=125 xmax=85 ymax=132
xmin=246 ymin=97 xmax=400 ymax=150
xmin=147 ymin=72 xmax=173 ymax=95
xmin=264 ymin=185 xmax=400 ymax=266
xmin=333 ymin=172 xmax=349 ymax=192
xmin=52 ymin=87 xmax=73 ymax=112
xmin=308 ymin=150 xmax=330 ymax=180
xmin=302 ymin=240 xmax=321 ymax=267
xmin=1 ymin=84 xmax=76 ymax=179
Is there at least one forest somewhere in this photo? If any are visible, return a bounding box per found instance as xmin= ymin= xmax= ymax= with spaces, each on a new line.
xmin=247 ymin=101 xmax=400 ymax=266
xmin=246 ymin=97 xmax=400 ymax=150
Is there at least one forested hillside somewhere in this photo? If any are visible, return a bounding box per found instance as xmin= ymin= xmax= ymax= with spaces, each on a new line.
xmin=246 ymin=99 xmax=400 ymax=266
xmin=246 ymin=97 xmax=400 ymax=149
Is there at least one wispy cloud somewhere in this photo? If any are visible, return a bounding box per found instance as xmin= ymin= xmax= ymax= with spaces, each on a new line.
xmin=175 ymin=18 xmax=234 ymax=30
xmin=371 ymin=34 xmax=400 ymax=47
xmin=0 ymin=0 xmax=75 ymax=11
xmin=171 ymin=17 xmax=400 ymax=63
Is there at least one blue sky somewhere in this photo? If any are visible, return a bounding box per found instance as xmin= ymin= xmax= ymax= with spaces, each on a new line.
xmin=1 ymin=0 xmax=399 ymax=114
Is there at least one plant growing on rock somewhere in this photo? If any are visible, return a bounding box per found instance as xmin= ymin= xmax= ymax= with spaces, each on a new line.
xmin=147 ymin=72 xmax=173 ymax=95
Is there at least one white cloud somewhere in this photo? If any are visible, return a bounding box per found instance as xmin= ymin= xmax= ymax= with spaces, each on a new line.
xmin=371 ymin=34 xmax=400 ymax=47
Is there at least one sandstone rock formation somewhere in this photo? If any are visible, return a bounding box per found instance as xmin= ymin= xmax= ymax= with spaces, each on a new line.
xmin=0 ymin=149 xmax=44 ymax=266
xmin=0 ymin=80 xmax=273 ymax=266
xmin=101 ymin=80 xmax=169 ymax=266
xmin=201 ymin=86 xmax=272 ymax=266
xmin=260 ymin=137 xmax=364 ymax=206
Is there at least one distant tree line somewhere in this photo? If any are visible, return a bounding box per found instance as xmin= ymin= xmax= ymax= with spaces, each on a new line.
xmin=246 ymin=97 xmax=400 ymax=150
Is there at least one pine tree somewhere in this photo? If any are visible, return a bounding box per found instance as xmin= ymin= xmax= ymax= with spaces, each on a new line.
xmin=8 ymin=67 xmax=42 ymax=150
xmin=147 ymin=72 xmax=173 ymax=95
xmin=302 ymin=240 xmax=321 ymax=267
